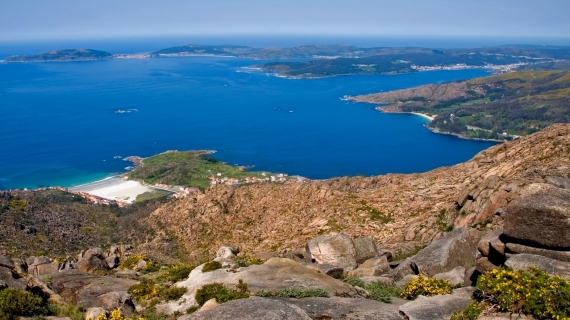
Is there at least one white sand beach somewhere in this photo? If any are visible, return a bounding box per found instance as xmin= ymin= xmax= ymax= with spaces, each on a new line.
xmin=410 ymin=112 xmax=435 ymax=121
xmin=70 ymin=177 xmax=152 ymax=204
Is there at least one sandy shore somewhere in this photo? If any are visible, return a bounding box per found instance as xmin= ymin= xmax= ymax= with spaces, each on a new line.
xmin=410 ymin=112 xmax=435 ymax=121
xmin=70 ymin=177 xmax=152 ymax=204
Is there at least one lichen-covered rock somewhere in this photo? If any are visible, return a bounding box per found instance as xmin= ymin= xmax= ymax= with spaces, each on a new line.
xmin=77 ymin=248 xmax=108 ymax=272
xmin=347 ymin=256 xmax=390 ymax=278
xmin=51 ymin=270 xmax=137 ymax=315
xmin=390 ymin=228 xmax=482 ymax=279
xmin=306 ymin=233 xmax=357 ymax=270
xmin=0 ymin=266 xmax=27 ymax=290
xmin=505 ymin=253 xmax=570 ymax=280
xmin=157 ymin=258 xmax=356 ymax=314
xmin=0 ymin=255 xmax=15 ymax=269
xmin=398 ymin=287 xmax=474 ymax=320
xmin=302 ymin=262 xmax=344 ymax=278
xmin=352 ymin=236 xmax=380 ymax=264
xmin=216 ymin=245 xmax=240 ymax=259
xmin=433 ymin=266 xmax=465 ymax=285
xmin=506 ymin=243 xmax=570 ymax=262
xmin=504 ymin=190 xmax=570 ymax=249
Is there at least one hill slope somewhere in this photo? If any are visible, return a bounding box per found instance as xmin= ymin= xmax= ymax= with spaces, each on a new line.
xmin=144 ymin=124 xmax=570 ymax=261
xmin=350 ymin=70 xmax=570 ymax=140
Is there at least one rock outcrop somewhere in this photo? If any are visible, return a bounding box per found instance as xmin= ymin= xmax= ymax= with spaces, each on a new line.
xmin=181 ymin=296 xmax=403 ymax=320
xmin=398 ymin=287 xmax=474 ymax=320
xmin=157 ymin=257 xmax=356 ymax=314
xmin=391 ymin=228 xmax=481 ymax=279
xmin=51 ymin=270 xmax=137 ymax=315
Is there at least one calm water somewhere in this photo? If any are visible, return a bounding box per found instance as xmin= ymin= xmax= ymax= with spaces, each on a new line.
xmin=0 ymin=53 xmax=496 ymax=190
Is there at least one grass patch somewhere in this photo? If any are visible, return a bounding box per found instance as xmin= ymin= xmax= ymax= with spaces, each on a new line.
xmin=128 ymin=278 xmax=188 ymax=306
xmin=343 ymin=277 xmax=402 ymax=303
xmin=157 ymin=264 xmax=195 ymax=283
xmin=232 ymin=256 xmax=264 ymax=267
xmin=356 ymin=200 xmax=393 ymax=224
xmin=195 ymin=280 xmax=250 ymax=306
xmin=134 ymin=190 xmax=172 ymax=202
xmin=254 ymin=288 xmax=329 ymax=298
xmin=436 ymin=209 xmax=454 ymax=233
xmin=202 ymin=261 xmax=222 ymax=272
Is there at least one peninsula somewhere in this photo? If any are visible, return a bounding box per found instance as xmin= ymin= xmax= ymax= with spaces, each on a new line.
xmin=349 ymin=70 xmax=570 ymax=140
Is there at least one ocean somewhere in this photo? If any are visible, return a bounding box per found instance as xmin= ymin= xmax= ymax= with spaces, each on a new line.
xmin=0 ymin=38 xmax=498 ymax=190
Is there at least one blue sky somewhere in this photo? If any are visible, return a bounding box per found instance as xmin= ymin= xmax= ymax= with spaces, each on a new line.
xmin=1 ymin=0 xmax=569 ymax=41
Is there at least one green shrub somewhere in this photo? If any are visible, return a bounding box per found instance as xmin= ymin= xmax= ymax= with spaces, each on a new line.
xmin=0 ymin=288 xmax=49 ymax=320
xmin=128 ymin=279 xmax=187 ymax=304
xmin=232 ymin=256 xmax=264 ymax=267
xmin=48 ymin=303 xmax=85 ymax=320
xmin=119 ymin=254 xmax=146 ymax=270
xmin=202 ymin=261 xmax=222 ymax=272
xmin=449 ymin=302 xmax=484 ymax=320
xmin=343 ymin=277 xmax=402 ymax=303
xmin=140 ymin=260 xmax=161 ymax=273
xmin=160 ymin=286 xmax=187 ymax=301
xmin=195 ymin=280 xmax=249 ymax=306
xmin=158 ymin=264 xmax=195 ymax=283
xmin=400 ymin=274 xmax=454 ymax=300
xmin=254 ymin=288 xmax=329 ymax=298
xmin=475 ymin=267 xmax=570 ymax=319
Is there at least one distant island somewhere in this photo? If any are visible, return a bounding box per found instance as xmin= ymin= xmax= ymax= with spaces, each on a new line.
xmin=4 ymin=44 xmax=570 ymax=78
xmin=349 ymin=70 xmax=570 ymax=140
xmin=3 ymin=48 xmax=113 ymax=62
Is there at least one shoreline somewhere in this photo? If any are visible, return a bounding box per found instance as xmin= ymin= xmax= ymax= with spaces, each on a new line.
xmin=372 ymin=106 xmax=504 ymax=143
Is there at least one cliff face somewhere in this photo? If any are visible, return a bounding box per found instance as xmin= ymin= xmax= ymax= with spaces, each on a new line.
xmin=145 ymin=124 xmax=570 ymax=261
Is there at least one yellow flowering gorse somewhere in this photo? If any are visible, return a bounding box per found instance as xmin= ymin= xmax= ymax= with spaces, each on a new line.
xmin=400 ymin=274 xmax=454 ymax=300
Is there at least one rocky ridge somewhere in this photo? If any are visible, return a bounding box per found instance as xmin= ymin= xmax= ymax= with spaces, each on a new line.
xmin=145 ymin=124 xmax=570 ymax=261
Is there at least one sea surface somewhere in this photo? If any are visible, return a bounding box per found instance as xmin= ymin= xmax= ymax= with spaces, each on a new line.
xmin=0 ymin=38 xmax=499 ymax=190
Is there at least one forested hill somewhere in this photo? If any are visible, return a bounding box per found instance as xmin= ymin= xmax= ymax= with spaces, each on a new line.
xmin=350 ymin=70 xmax=570 ymax=140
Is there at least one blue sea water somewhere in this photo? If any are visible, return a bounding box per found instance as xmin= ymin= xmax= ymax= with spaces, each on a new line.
xmin=0 ymin=41 xmax=498 ymax=190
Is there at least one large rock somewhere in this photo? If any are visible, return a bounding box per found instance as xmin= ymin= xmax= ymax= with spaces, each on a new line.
xmin=51 ymin=270 xmax=137 ymax=315
xmin=347 ymin=256 xmax=390 ymax=278
xmin=179 ymin=297 xmax=311 ymax=320
xmin=181 ymin=296 xmax=402 ymax=320
xmin=0 ymin=255 xmax=15 ymax=269
xmin=506 ymin=243 xmax=570 ymax=262
xmin=390 ymin=228 xmax=482 ymax=279
xmin=77 ymin=248 xmax=109 ymax=272
xmin=505 ymin=253 xmax=570 ymax=279
xmin=32 ymin=262 xmax=60 ymax=277
xmin=306 ymin=233 xmax=357 ymax=270
xmin=157 ymin=258 xmax=356 ymax=314
xmin=398 ymin=287 xmax=474 ymax=320
xmin=352 ymin=236 xmax=380 ymax=264
xmin=504 ymin=191 xmax=570 ymax=249
xmin=216 ymin=245 xmax=240 ymax=259
xmin=0 ymin=266 xmax=27 ymax=290
xmin=302 ymin=263 xmax=344 ymax=279
xmin=433 ymin=266 xmax=465 ymax=286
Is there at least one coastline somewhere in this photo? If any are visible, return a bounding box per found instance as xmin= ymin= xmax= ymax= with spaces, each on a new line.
xmin=372 ymin=106 xmax=504 ymax=143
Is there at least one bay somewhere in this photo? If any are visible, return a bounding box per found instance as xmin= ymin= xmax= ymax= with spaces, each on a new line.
xmin=0 ymin=55 xmax=495 ymax=190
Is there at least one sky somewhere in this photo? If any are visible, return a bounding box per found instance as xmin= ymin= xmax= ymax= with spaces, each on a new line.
xmin=1 ymin=0 xmax=569 ymax=42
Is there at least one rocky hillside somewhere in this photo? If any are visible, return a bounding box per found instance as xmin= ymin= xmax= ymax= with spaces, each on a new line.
xmin=144 ymin=124 xmax=570 ymax=262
